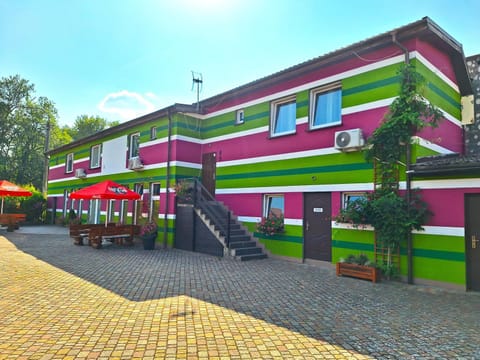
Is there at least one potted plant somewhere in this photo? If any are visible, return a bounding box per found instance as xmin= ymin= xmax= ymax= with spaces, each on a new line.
xmin=139 ymin=221 xmax=158 ymax=250
xmin=174 ymin=180 xmax=194 ymax=204
xmin=336 ymin=253 xmax=379 ymax=283
xmin=256 ymin=214 xmax=285 ymax=236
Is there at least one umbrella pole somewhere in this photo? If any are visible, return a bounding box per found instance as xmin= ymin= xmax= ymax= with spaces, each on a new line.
xmin=1 ymin=197 xmax=3 ymax=214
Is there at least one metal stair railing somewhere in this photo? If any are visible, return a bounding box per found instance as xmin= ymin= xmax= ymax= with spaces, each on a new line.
xmin=188 ymin=178 xmax=231 ymax=248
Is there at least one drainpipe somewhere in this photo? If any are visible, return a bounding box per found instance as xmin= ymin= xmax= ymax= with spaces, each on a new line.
xmin=163 ymin=108 xmax=172 ymax=248
xmin=392 ymin=32 xmax=414 ymax=285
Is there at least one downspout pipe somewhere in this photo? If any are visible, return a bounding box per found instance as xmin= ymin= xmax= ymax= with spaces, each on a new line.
xmin=392 ymin=32 xmax=414 ymax=285
xmin=163 ymin=108 xmax=172 ymax=248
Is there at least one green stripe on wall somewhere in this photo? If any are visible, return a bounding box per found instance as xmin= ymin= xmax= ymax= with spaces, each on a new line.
xmin=217 ymin=162 xmax=372 ymax=181
xmin=253 ymin=232 xmax=303 ymax=243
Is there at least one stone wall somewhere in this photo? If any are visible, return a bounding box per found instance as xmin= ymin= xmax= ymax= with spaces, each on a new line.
xmin=465 ymin=55 xmax=480 ymax=155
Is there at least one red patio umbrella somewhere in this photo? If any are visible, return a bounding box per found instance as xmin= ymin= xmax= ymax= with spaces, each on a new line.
xmin=69 ymin=180 xmax=140 ymax=200
xmin=69 ymin=180 xmax=140 ymax=226
xmin=0 ymin=180 xmax=33 ymax=214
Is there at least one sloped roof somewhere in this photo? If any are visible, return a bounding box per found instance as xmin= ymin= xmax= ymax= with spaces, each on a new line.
xmin=411 ymin=154 xmax=480 ymax=176
xmin=48 ymin=17 xmax=472 ymax=155
xmin=200 ymin=16 xmax=472 ymax=112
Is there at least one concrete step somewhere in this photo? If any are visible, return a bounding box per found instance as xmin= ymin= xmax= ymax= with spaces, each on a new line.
xmin=237 ymin=253 xmax=268 ymax=261
xmin=232 ymin=247 xmax=263 ymax=256
xmin=228 ymin=240 xmax=258 ymax=249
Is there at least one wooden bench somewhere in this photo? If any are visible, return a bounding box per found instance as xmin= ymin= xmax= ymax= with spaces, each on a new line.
xmin=0 ymin=213 xmax=27 ymax=229
xmin=69 ymin=224 xmax=92 ymax=245
xmin=89 ymin=225 xmax=139 ymax=249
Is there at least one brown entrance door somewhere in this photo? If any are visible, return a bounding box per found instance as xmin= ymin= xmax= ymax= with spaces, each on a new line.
xmin=465 ymin=194 xmax=480 ymax=291
xmin=201 ymin=152 xmax=216 ymax=196
xmin=304 ymin=192 xmax=332 ymax=261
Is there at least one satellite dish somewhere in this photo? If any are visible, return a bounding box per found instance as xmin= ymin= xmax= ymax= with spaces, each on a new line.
xmin=336 ymin=131 xmax=351 ymax=148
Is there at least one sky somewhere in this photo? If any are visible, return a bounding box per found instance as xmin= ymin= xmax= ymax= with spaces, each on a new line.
xmin=1 ymin=0 xmax=479 ymax=127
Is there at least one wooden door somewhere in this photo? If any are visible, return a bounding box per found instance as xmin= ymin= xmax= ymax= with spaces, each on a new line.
xmin=465 ymin=194 xmax=480 ymax=291
xmin=304 ymin=192 xmax=332 ymax=261
xmin=202 ymin=152 xmax=216 ymax=196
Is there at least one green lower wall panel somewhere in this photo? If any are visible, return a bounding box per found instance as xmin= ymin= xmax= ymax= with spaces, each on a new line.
xmin=332 ymin=228 xmax=375 ymax=263
xmin=332 ymin=227 xmax=466 ymax=286
xmin=258 ymin=237 xmax=303 ymax=258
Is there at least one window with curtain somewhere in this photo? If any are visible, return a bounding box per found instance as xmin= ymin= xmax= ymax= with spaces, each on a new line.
xmin=129 ymin=133 xmax=140 ymax=158
xmin=270 ymin=96 xmax=296 ymax=137
xmin=310 ymin=85 xmax=342 ymax=129
xmin=90 ymin=144 xmax=101 ymax=168
xmin=65 ymin=153 xmax=74 ymax=173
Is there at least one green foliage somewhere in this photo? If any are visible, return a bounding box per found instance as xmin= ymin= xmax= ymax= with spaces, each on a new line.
xmin=365 ymin=63 xmax=443 ymax=164
xmin=340 ymin=253 xmax=374 ymax=267
xmin=2 ymin=185 xmax=46 ymax=223
xmin=256 ymin=214 xmax=285 ymax=236
xmin=68 ymin=115 xmax=117 ymax=141
xmin=336 ymin=64 xmax=441 ymax=277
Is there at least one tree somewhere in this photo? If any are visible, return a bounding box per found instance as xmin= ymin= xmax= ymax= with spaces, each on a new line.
xmin=0 ymin=75 xmax=63 ymax=190
xmin=69 ymin=115 xmax=119 ymax=140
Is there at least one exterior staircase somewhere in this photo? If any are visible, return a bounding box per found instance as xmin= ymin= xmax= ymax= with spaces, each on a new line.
xmin=191 ymin=180 xmax=267 ymax=261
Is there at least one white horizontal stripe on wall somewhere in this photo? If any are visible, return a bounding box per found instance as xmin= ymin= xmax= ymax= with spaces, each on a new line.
xmin=216 ymin=183 xmax=374 ymax=195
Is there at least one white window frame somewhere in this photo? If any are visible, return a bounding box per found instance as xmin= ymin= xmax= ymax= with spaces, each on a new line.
xmin=150 ymin=126 xmax=157 ymax=140
xmin=90 ymin=144 xmax=101 ymax=169
xmin=149 ymin=182 xmax=160 ymax=221
xmin=263 ymin=194 xmax=285 ymax=219
xmin=129 ymin=132 xmax=140 ymax=159
xmin=270 ymin=96 xmax=296 ymax=137
xmin=342 ymin=192 xmax=367 ymax=209
xmin=235 ymin=109 xmax=245 ymax=125
xmin=66 ymin=153 xmax=74 ymax=173
xmin=309 ymin=83 xmax=342 ymax=130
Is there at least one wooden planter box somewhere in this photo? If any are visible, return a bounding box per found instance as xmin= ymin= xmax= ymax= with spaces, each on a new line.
xmin=336 ymin=262 xmax=379 ymax=283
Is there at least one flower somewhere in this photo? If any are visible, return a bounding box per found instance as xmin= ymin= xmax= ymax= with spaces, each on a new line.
xmin=256 ymin=214 xmax=284 ymax=236
xmin=139 ymin=221 xmax=158 ymax=237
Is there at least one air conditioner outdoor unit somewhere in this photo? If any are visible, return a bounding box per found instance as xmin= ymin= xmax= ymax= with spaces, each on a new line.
xmin=128 ymin=157 xmax=144 ymax=170
xmin=74 ymin=168 xmax=87 ymax=178
xmin=334 ymin=128 xmax=365 ymax=151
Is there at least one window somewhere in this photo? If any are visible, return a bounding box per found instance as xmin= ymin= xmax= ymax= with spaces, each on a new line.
xmin=270 ymin=96 xmax=296 ymax=137
xmin=129 ymin=133 xmax=140 ymax=159
xmin=309 ymin=85 xmax=342 ymax=129
xmin=90 ymin=144 xmax=101 ymax=169
xmin=151 ymin=183 xmax=161 ymax=197
xmin=134 ymin=183 xmax=144 ymax=196
xmin=65 ymin=153 xmax=74 ymax=173
xmin=342 ymin=192 xmax=367 ymax=209
xmin=149 ymin=182 xmax=160 ymax=221
xmin=235 ymin=109 xmax=245 ymax=125
xmin=263 ymin=194 xmax=285 ymax=218
xmin=150 ymin=126 xmax=157 ymax=140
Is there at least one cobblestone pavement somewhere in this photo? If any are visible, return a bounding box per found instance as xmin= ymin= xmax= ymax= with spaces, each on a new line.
xmin=0 ymin=227 xmax=479 ymax=359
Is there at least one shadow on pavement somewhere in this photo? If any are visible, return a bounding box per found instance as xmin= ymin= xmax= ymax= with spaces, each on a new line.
xmin=4 ymin=227 xmax=480 ymax=358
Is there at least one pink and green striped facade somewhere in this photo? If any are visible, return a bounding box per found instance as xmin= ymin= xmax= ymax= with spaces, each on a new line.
xmin=47 ymin=18 xmax=475 ymax=290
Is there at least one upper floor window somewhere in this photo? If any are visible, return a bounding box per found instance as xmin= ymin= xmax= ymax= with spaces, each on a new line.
xmin=65 ymin=153 xmax=74 ymax=173
xmin=235 ymin=109 xmax=245 ymax=125
xmin=90 ymin=144 xmax=101 ymax=169
xmin=129 ymin=133 xmax=140 ymax=159
xmin=150 ymin=126 xmax=157 ymax=140
xmin=309 ymin=85 xmax=342 ymax=130
xmin=270 ymin=96 xmax=296 ymax=137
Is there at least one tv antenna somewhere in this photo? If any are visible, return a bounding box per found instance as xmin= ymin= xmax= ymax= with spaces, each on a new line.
xmin=191 ymin=71 xmax=203 ymax=111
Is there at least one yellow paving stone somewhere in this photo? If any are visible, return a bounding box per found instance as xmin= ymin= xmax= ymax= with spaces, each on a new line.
xmin=0 ymin=236 xmax=376 ymax=360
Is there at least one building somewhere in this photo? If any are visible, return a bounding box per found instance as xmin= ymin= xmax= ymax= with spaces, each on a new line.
xmin=47 ymin=17 xmax=478 ymax=290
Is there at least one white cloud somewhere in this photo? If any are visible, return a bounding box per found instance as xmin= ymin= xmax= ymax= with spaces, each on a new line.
xmin=98 ymin=90 xmax=156 ymax=121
